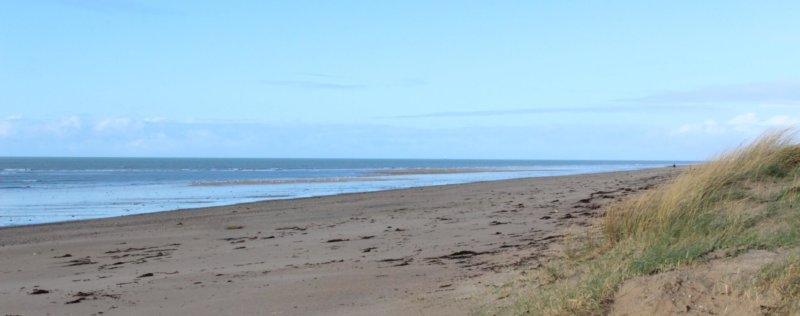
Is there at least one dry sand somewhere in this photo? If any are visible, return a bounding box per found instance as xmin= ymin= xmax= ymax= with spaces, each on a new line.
xmin=611 ymin=250 xmax=776 ymax=316
xmin=0 ymin=167 xmax=679 ymax=316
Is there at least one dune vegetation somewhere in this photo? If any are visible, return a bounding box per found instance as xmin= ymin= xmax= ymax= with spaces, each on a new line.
xmin=482 ymin=131 xmax=800 ymax=315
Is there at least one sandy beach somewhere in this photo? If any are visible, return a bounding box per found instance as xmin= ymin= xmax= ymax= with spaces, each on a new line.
xmin=0 ymin=167 xmax=680 ymax=316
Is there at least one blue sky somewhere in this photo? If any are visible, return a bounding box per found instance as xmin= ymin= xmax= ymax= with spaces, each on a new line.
xmin=1 ymin=1 xmax=799 ymax=159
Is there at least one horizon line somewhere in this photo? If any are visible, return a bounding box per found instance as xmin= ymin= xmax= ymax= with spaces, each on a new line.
xmin=0 ymin=155 xmax=697 ymax=163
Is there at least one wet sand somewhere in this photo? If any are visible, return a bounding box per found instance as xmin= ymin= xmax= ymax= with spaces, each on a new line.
xmin=0 ymin=167 xmax=680 ymax=316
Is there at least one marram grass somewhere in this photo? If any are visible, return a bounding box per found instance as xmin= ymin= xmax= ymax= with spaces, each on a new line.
xmin=482 ymin=130 xmax=800 ymax=315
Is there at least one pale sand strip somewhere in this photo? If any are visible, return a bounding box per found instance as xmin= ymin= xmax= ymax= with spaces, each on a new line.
xmin=190 ymin=168 xmax=512 ymax=186
xmin=191 ymin=177 xmax=389 ymax=186
xmin=0 ymin=167 xmax=680 ymax=316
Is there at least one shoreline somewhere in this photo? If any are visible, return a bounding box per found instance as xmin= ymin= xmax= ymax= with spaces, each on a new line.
xmin=0 ymin=167 xmax=682 ymax=315
xmin=0 ymin=167 xmax=669 ymax=231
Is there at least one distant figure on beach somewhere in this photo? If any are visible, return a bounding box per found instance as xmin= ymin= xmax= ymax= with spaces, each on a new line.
xmin=672 ymin=164 xmax=676 ymax=168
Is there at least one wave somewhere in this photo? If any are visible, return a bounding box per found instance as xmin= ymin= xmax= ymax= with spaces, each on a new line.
xmin=0 ymin=185 xmax=31 ymax=189
xmin=1 ymin=168 xmax=32 ymax=173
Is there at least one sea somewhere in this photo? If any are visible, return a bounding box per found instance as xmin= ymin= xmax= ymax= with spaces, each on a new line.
xmin=0 ymin=157 xmax=681 ymax=227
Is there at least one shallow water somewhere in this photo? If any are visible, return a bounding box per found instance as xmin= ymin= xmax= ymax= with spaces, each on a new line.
xmin=0 ymin=157 xmax=682 ymax=227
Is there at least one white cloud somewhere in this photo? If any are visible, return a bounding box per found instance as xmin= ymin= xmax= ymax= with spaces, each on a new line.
xmin=94 ymin=118 xmax=144 ymax=132
xmin=62 ymin=116 xmax=81 ymax=128
xmin=143 ymin=117 xmax=166 ymax=123
xmin=671 ymin=120 xmax=724 ymax=135
xmin=0 ymin=115 xmax=23 ymax=137
xmin=727 ymin=112 xmax=800 ymax=132
xmin=40 ymin=116 xmax=82 ymax=137
xmin=764 ymin=115 xmax=800 ymax=126
xmin=187 ymin=130 xmax=211 ymax=138
xmin=0 ymin=121 xmax=13 ymax=137
xmin=727 ymin=112 xmax=759 ymax=126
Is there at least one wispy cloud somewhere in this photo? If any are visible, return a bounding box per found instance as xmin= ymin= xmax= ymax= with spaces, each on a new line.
xmin=48 ymin=0 xmax=177 ymax=15
xmin=671 ymin=112 xmax=800 ymax=136
xmin=726 ymin=112 xmax=800 ymax=132
xmin=262 ymin=80 xmax=365 ymax=90
xmin=383 ymin=105 xmax=712 ymax=119
xmin=623 ymin=82 xmax=800 ymax=104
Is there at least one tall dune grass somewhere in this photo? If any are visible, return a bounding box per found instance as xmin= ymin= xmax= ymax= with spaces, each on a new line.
xmin=605 ymin=131 xmax=800 ymax=245
xmin=484 ymin=130 xmax=800 ymax=315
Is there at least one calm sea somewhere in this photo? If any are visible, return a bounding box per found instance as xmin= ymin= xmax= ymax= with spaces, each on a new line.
xmin=0 ymin=157 xmax=680 ymax=227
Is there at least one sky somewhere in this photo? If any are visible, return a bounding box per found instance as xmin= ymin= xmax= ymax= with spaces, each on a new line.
xmin=1 ymin=1 xmax=799 ymax=160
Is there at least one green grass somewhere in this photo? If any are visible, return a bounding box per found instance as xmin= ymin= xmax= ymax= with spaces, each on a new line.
xmin=482 ymin=130 xmax=800 ymax=315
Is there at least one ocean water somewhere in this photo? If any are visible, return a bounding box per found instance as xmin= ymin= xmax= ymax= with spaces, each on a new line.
xmin=0 ymin=157 xmax=680 ymax=227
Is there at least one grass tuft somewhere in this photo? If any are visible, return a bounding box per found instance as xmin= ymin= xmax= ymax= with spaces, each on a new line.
xmin=754 ymin=250 xmax=800 ymax=314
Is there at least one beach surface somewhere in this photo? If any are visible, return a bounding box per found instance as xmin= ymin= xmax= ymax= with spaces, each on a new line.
xmin=0 ymin=167 xmax=679 ymax=316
